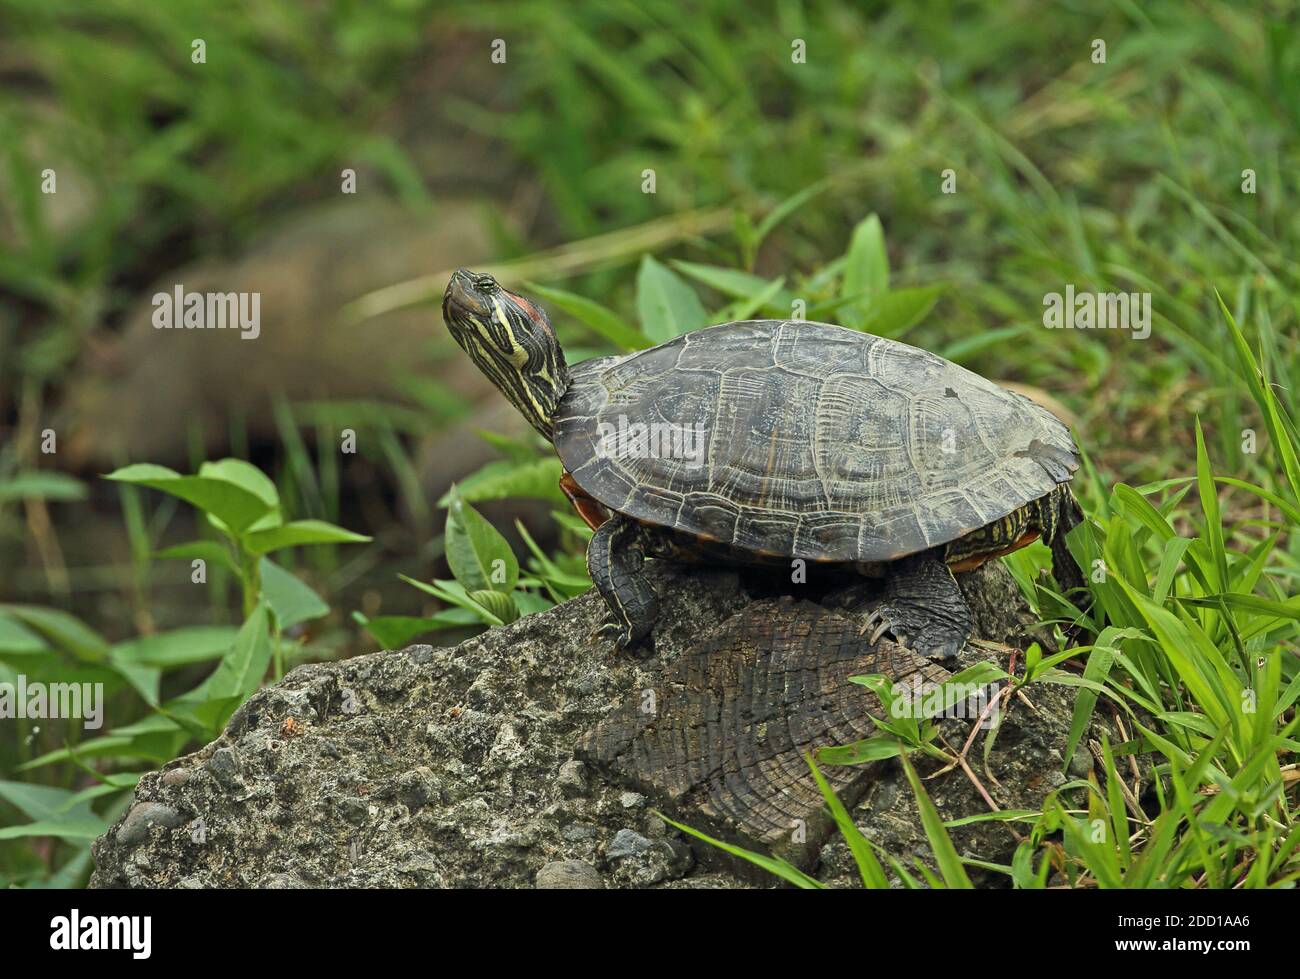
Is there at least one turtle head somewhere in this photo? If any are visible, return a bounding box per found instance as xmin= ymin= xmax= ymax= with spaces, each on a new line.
xmin=442 ymin=268 xmax=570 ymax=440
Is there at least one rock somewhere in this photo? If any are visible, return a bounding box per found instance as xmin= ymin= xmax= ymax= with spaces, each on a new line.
xmin=91 ymin=562 xmax=1113 ymax=888
xmin=390 ymin=767 xmax=439 ymax=810
xmin=204 ymin=747 xmax=244 ymax=795
xmin=605 ymin=830 xmax=693 ymax=887
xmin=259 ymin=873 xmax=308 ymax=889
xmin=561 ymin=823 xmax=598 ymax=843
xmin=626 ymin=842 xmax=693 ymax=887
xmin=1069 ymin=743 xmax=1096 ymax=779
xmin=557 ymin=759 xmax=588 ymax=798
xmin=606 ymin=829 xmax=655 ymax=861
xmin=619 ymin=792 xmax=646 ymax=810
xmin=536 ymin=860 xmax=603 ymax=889
xmin=116 ymin=802 xmax=184 ymax=847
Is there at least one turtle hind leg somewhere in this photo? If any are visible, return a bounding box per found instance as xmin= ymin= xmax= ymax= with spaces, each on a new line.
xmin=860 ymin=553 xmax=972 ymax=661
xmin=587 ymin=514 xmax=660 ymax=650
xmin=1048 ymin=487 xmax=1092 ymax=617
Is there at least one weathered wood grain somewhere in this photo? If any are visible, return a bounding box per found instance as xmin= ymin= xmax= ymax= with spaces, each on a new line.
xmin=577 ymin=596 xmax=953 ymax=871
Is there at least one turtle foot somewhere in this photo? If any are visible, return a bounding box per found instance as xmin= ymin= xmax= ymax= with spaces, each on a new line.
xmin=590 ymin=619 xmax=654 ymax=655
xmin=590 ymin=620 xmax=631 ymax=646
xmin=858 ymin=555 xmax=972 ymax=662
xmin=860 ymin=603 xmax=964 ymax=661
xmin=586 ymin=514 xmax=660 ymax=654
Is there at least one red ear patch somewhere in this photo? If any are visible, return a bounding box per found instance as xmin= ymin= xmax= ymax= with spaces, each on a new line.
xmin=509 ymin=293 xmax=553 ymax=337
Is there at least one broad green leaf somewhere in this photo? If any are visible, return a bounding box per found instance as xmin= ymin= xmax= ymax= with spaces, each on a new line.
xmin=0 ymin=471 xmax=87 ymax=503
xmin=110 ymin=626 xmax=240 ymax=668
xmin=669 ymin=260 xmax=795 ymax=312
xmin=165 ymin=604 xmax=272 ymax=736
xmin=847 ymin=672 xmax=920 ymax=742
xmin=840 ymin=214 xmax=889 ymax=327
xmin=259 ymin=558 xmax=329 ymax=629
xmin=817 ymin=735 xmax=903 ymax=765
xmin=19 ymin=715 xmax=188 ymax=770
xmin=155 ymin=540 xmax=240 ymax=577
xmin=398 ymin=575 xmax=505 ymax=626
xmin=468 ymin=589 xmax=519 ymax=624
xmin=513 ymin=591 xmax=554 ymax=615
xmin=859 ymin=285 xmax=943 ymax=338
xmin=244 ymin=519 xmax=370 ymax=555
xmin=352 ymin=610 xmax=479 ymax=650
xmin=473 ymin=427 xmax=549 ymax=464
xmin=0 ymin=613 xmax=47 ymax=655
xmin=208 ymin=604 xmax=272 ymax=702
xmin=0 ymin=819 xmax=108 ymax=841
xmin=0 ymin=779 xmax=109 ymax=842
xmin=0 ymin=780 xmax=98 ymax=822
xmin=0 ymin=605 xmax=108 ymax=662
xmin=1011 ymin=840 xmax=1048 ymax=889
xmin=436 ymin=457 xmax=565 ymax=507
xmin=111 ymin=660 xmax=162 ymax=707
xmin=105 ymin=464 xmax=276 ymax=534
xmin=197 ymin=458 xmax=280 ymax=509
xmin=635 ymin=255 xmax=707 ymax=342
xmin=444 ymin=485 xmax=519 ymax=593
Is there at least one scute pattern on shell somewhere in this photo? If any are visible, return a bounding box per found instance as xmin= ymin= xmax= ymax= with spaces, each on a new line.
xmin=554 ymin=320 xmax=1078 ymax=563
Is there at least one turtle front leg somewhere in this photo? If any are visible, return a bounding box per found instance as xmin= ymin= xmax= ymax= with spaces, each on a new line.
xmin=587 ymin=514 xmax=659 ymax=650
xmin=861 ymin=554 xmax=972 ymax=661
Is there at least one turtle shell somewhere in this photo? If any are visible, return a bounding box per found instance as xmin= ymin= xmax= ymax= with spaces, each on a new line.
xmin=553 ymin=320 xmax=1078 ymax=563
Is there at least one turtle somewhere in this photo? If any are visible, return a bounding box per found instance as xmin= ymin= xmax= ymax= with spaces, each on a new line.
xmin=441 ymin=268 xmax=1090 ymax=660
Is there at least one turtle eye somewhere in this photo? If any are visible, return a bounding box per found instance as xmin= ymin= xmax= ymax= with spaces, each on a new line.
xmin=474 ymin=274 xmax=497 ymax=293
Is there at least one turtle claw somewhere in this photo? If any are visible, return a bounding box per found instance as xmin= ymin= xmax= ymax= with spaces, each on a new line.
xmin=590 ymin=621 xmax=630 ymax=646
xmin=861 ymin=600 xmax=964 ymax=663
xmin=591 ymin=619 xmax=652 ymax=654
xmin=858 ymin=557 xmax=974 ymax=662
xmin=861 ymin=605 xmax=901 ymax=647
